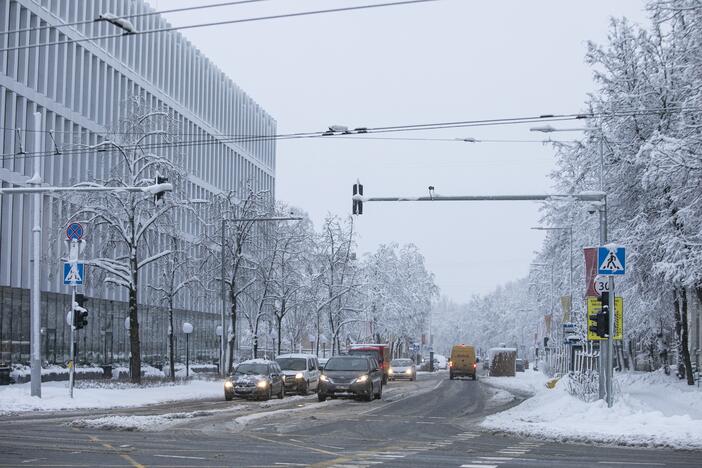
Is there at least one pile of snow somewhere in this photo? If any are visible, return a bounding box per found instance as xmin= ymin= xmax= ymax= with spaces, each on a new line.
xmin=70 ymin=406 xmax=244 ymax=431
xmin=481 ymin=368 xmax=549 ymax=396
xmin=0 ymin=379 xmax=224 ymax=415
xmin=481 ymin=370 xmax=702 ymax=448
xmin=10 ymin=364 xmax=104 ymax=382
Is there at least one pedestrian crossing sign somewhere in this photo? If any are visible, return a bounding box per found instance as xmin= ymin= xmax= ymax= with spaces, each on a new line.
xmin=63 ymin=262 xmax=84 ymax=285
xmin=597 ymin=246 xmax=625 ymax=275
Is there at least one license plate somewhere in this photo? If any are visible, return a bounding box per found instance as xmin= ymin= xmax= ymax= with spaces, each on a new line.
xmin=336 ymin=385 xmax=347 ymax=391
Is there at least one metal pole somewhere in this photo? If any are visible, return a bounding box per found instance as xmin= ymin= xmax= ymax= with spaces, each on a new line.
xmin=30 ymin=112 xmax=42 ymax=398
xmin=186 ymin=333 xmax=190 ymax=379
xmin=598 ymin=197 xmax=608 ymax=400
xmin=220 ymin=218 xmax=226 ymax=377
xmin=69 ymin=286 xmax=75 ymax=398
xmin=607 ymin=276 xmax=615 ymax=407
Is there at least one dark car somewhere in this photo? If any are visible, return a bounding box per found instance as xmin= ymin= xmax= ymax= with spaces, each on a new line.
xmin=224 ymin=359 xmax=285 ymax=401
xmin=318 ymin=356 xmax=383 ymax=402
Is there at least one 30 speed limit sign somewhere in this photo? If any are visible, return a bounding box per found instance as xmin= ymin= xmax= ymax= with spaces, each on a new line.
xmin=593 ymin=275 xmax=611 ymax=296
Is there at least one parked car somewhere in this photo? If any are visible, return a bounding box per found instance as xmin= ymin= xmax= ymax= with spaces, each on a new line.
xmin=348 ymin=344 xmax=390 ymax=384
xmin=389 ymin=358 xmax=416 ymax=381
xmin=318 ymin=357 xmax=329 ymax=369
xmin=318 ymin=356 xmax=383 ymax=402
xmin=433 ymin=354 xmax=448 ymax=370
xmin=224 ymin=359 xmax=285 ymax=401
xmin=516 ymin=358 xmax=525 ymax=372
xmin=275 ymin=353 xmax=321 ymax=395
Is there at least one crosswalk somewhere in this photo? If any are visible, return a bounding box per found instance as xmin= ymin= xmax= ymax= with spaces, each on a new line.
xmin=328 ymin=431 xmax=541 ymax=468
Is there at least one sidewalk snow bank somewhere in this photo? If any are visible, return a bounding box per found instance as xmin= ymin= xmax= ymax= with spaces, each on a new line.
xmin=0 ymin=379 xmax=223 ymax=415
xmin=70 ymin=406 xmax=245 ymax=431
xmin=481 ymin=369 xmax=549 ymax=396
xmin=481 ymin=370 xmax=702 ymax=449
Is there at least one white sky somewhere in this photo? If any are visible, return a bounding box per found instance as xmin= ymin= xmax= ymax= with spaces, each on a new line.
xmin=160 ymin=0 xmax=648 ymax=302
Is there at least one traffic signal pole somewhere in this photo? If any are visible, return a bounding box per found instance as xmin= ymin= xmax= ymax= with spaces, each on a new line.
xmin=69 ymin=286 xmax=76 ymax=399
xmin=354 ymin=183 xmax=615 ymax=405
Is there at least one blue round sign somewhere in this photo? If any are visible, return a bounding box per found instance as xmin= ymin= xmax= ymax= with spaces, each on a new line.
xmin=66 ymin=222 xmax=84 ymax=241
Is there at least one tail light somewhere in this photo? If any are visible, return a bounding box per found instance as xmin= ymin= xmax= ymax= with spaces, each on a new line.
xmin=448 ymin=361 xmax=453 ymax=368
xmin=473 ymin=363 xmax=477 ymax=369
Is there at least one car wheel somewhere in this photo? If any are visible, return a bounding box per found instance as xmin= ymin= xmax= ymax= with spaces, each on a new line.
xmin=318 ymin=393 xmax=327 ymax=402
xmin=364 ymin=383 xmax=374 ymax=402
xmin=375 ymin=383 xmax=383 ymax=400
xmin=472 ymin=374 xmax=477 ymax=381
xmin=278 ymin=384 xmax=285 ymax=399
xmin=300 ymin=381 xmax=309 ymax=396
xmin=382 ymin=375 xmax=388 ymax=385
xmin=449 ymin=372 xmax=454 ymax=380
xmin=225 ymin=392 xmax=233 ymax=401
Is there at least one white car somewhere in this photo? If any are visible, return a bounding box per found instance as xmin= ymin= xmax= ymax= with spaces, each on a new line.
xmin=433 ymin=354 xmax=448 ymax=370
xmin=275 ymin=353 xmax=321 ymax=395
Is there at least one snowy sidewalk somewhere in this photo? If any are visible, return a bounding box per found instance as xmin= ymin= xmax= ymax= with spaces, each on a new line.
xmin=481 ymin=369 xmax=702 ymax=449
xmin=0 ymin=379 xmax=224 ymax=415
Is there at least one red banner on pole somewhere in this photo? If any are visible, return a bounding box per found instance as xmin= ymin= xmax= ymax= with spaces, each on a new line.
xmin=584 ymin=247 xmax=599 ymax=297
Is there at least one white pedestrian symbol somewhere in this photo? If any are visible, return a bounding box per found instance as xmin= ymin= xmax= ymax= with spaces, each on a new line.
xmin=600 ymin=249 xmax=623 ymax=272
xmin=65 ymin=265 xmax=82 ymax=283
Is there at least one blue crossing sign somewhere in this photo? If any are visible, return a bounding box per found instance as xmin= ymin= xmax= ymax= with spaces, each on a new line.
xmin=597 ymin=246 xmax=626 ymax=275
xmin=63 ymin=262 xmax=84 ymax=285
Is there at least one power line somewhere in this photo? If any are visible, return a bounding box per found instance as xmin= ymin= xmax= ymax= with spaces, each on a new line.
xmin=2 ymin=107 xmax=699 ymax=161
xmin=0 ymin=0 xmax=441 ymax=53
xmin=0 ymin=0 xmax=275 ymax=37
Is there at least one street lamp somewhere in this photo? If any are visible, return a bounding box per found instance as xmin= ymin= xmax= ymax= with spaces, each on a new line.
xmin=182 ymin=322 xmax=193 ymax=379
xmin=530 ymin=125 xmax=605 ymax=191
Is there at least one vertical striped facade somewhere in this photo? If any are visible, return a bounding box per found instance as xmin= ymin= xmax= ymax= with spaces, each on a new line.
xmin=0 ymin=0 xmax=276 ymax=367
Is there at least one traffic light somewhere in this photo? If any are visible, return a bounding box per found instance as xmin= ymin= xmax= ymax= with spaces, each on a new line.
xmin=73 ymin=293 xmax=88 ymax=330
xmin=352 ymin=181 xmax=363 ymax=215
xmin=589 ymin=292 xmax=610 ymax=338
xmin=155 ymin=175 xmax=169 ymax=204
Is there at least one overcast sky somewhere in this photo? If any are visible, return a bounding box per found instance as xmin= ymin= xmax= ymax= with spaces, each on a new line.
xmin=160 ymin=0 xmax=648 ymax=302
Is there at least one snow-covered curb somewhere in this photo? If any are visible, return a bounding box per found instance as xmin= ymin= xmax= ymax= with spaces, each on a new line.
xmin=227 ymin=400 xmax=343 ymax=431
xmin=0 ymin=379 xmax=224 ymax=415
xmin=481 ymin=370 xmax=702 ymax=449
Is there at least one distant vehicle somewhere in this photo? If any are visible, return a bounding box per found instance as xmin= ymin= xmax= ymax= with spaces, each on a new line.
xmin=433 ymin=354 xmax=448 ymax=370
xmin=488 ymin=347 xmax=517 ymax=377
xmin=318 ymin=357 xmax=329 ymax=369
xmin=224 ymin=359 xmax=285 ymax=401
xmin=515 ymin=358 xmax=525 ymax=372
xmin=348 ymin=344 xmax=390 ymax=384
xmin=318 ymin=355 xmax=383 ymax=402
xmin=449 ymin=345 xmax=477 ymax=380
xmin=482 ymin=359 xmax=490 ymax=370
xmin=275 ymin=353 xmax=321 ymax=395
xmin=389 ymin=358 xmax=416 ymax=381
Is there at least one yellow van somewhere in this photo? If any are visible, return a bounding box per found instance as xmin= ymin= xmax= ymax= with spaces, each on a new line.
xmin=449 ymin=344 xmax=477 ymax=380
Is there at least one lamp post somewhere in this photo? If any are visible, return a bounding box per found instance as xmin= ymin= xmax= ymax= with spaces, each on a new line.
xmin=182 ymin=322 xmax=193 ymax=379
xmin=219 ymin=215 xmax=303 ymax=376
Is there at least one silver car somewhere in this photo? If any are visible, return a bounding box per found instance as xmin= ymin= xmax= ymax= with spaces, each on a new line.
xmin=388 ymin=358 xmax=416 ymax=381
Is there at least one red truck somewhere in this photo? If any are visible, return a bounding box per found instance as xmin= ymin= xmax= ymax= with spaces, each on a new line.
xmin=348 ymin=344 xmax=390 ymax=384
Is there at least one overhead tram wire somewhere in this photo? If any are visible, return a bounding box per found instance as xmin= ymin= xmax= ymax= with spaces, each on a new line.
xmin=0 ymin=0 xmax=441 ymax=53
xmin=1 ymin=107 xmax=701 ymax=161
xmin=0 ymin=108 xmax=702 ymax=160
xmin=0 ymin=0 xmax=276 ymax=37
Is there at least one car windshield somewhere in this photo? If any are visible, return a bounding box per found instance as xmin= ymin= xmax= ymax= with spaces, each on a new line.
xmin=391 ymin=359 xmax=412 ymax=366
xmin=234 ymin=363 xmax=268 ymax=375
xmin=276 ymin=358 xmax=307 ymax=371
xmin=324 ymin=358 xmax=368 ymax=371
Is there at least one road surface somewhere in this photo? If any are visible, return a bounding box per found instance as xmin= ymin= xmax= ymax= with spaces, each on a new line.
xmin=0 ymin=371 xmax=698 ymax=467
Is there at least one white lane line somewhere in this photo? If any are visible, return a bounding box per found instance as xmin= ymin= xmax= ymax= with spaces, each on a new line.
xmin=273 ymin=464 xmax=308 ymax=466
xmin=416 ymin=421 xmax=435 ymax=424
xmin=461 ymin=465 xmax=498 ymax=468
xmin=154 ymin=454 xmax=207 ymax=460
xmin=597 ymin=463 xmax=665 ymax=466
xmin=480 ymin=457 xmax=514 ymax=461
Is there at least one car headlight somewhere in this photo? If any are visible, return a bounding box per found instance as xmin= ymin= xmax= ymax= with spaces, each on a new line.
xmin=295 ymin=372 xmax=304 ymax=379
xmin=224 ymin=381 xmax=234 ymax=388
xmin=355 ymin=375 xmax=368 ymax=383
xmin=388 ymin=368 xmax=394 ymax=374
xmin=256 ymin=380 xmax=268 ymax=388
xmin=320 ymin=375 xmax=329 ymax=382
xmin=405 ymin=368 xmax=412 ymax=374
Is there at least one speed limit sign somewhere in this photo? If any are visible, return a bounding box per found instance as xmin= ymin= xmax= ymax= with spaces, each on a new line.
xmin=593 ymin=275 xmax=611 ymax=296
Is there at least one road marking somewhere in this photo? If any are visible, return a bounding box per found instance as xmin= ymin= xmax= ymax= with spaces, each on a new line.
xmin=480 ymin=457 xmax=514 ymax=461
xmin=274 ymin=464 xmax=308 ymax=466
xmin=87 ymin=435 xmax=144 ymax=468
xmin=461 ymin=465 xmax=498 ymax=468
xmin=416 ymin=421 xmax=435 ymax=424
xmin=153 ymin=454 xmax=207 ymax=460
xmin=597 ymin=463 xmax=665 ymax=466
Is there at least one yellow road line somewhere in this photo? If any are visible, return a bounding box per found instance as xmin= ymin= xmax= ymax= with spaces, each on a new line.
xmin=87 ymin=435 xmax=144 ymax=468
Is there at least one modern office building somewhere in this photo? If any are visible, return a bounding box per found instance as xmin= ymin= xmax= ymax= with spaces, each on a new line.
xmin=0 ymin=0 xmax=276 ymax=369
